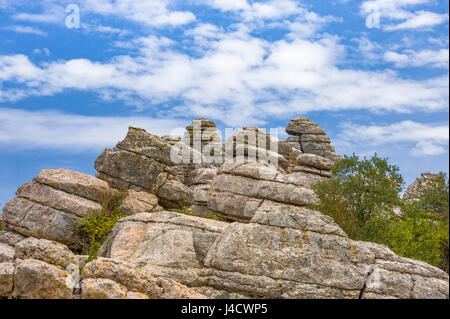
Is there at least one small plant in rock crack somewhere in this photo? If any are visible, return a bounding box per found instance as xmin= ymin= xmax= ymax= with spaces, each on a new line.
xmin=77 ymin=189 xmax=129 ymax=262
xmin=0 ymin=220 xmax=5 ymax=231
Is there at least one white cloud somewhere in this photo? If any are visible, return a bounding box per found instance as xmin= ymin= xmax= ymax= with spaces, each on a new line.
xmin=384 ymin=48 xmax=449 ymax=68
xmin=0 ymin=29 xmax=448 ymax=126
xmin=338 ymin=121 xmax=449 ymax=157
xmin=360 ymin=0 xmax=448 ymax=31
xmin=0 ymin=108 xmax=188 ymax=151
xmin=81 ymin=0 xmax=196 ymax=27
xmin=4 ymin=25 xmax=47 ymax=36
xmin=12 ymin=3 xmax=65 ymax=24
xmin=384 ymin=10 xmax=449 ymax=31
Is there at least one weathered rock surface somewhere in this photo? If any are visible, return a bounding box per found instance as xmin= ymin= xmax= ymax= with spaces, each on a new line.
xmin=0 ymin=262 xmax=15 ymax=298
xmin=99 ymin=211 xmax=228 ymax=287
xmin=285 ymin=117 xmax=341 ymax=163
xmin=1 ymin=117 xmax=448 ymax=300
xmin=403 ymin=172 xmax=443 ymax=202
xmin=208 ymin=162 xmax=320 ymax=222
xmin=202 ymin=205 xmax=449 ymax=299
xmin=13 ymin=259 xmax=75 ymax=299
xmin=81 ymin=258 xmax=206 ymax=299
xmin=95 ymin=127 xmax=194 ymax=208
xmin=0 ymin=230 xmax=25 ymax=263
xmin=34 ymin=168 xmax=110 ymax=202
xmin=15 ymin=237 xmax=79 ymax=269
xmin=2 ymin=169 xmax=110 ymax=249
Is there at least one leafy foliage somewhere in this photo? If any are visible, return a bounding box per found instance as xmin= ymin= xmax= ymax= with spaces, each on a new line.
xmin=313 ymin=153 xmax=449 ymax=272
xmin=0 ymin=219 xmax=5 ymax=231
xmin=313 ymin=153 xmax=404 ymax=239
xmin=77 ymin=190 xmax=129 ymax=262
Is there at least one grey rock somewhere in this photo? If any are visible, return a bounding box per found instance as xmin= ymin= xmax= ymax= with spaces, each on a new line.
xmin=0 ymin=262 xmax=14 ymax=298
xmin=13 ymin=259 xmax=74 ymax=299
xmin=15 ymin=237 xmax=79 ymax=269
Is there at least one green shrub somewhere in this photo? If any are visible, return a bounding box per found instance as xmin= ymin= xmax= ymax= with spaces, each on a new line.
xmin=77 ymin=190 xmax=129 ymax=262
xmin=0 ymin=219 xmax=5 ymax=231
xmin=312 ymin=153 xmax=449 ymax=272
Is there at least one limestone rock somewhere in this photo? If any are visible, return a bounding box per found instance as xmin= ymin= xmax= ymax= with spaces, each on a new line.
xmin=296 ymin=154 xmax=333 ymax=171
xmin=99 ymin=211 xmax=228 ymax=287
xmin=2 ymin=170 xmax=109 ymax=249
xmin=16 ymin=182 xmax=102 ymax=217
xmin=81 ymin=258 xmax=206 ymax=299
xmin=15 ymin=237 xmax=79 ymax=269
xmin=95 ymin=127 xmax=194 ymax=209
xmin=0 ymin=230 xmax=26 ymax=247
xmin=208 ymin=162 xmax=319 ymax=222
xmin=285 ymin=116 xmax=341 ymax=163
xmin=0 ymin=243 xmax=15 ymax=263
xmin=120 ymin=190 xmax=160 ymax=214
xmin=3 ymin=197 xmax=82 ymax=249
xmin=34 ymin=168 xmax=110 ymax=202
xmin=81 ymin=278 xmax=128 ymax=299
xmin=13 ymin=259 xmax=74 ymax=299
xmin=202 ymin=205 xmax=448 ymax=299
xmin=0 ymin=262 xmax=14 ymax=298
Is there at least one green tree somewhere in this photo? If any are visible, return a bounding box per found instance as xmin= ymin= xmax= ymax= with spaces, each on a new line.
xmin=313 ymin=153 xmax=403 ymax=240
xmin=313 ymin=154 xmax=449 ymax=272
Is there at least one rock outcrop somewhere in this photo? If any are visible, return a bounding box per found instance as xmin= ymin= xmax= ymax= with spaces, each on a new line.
xmin=2 ymin=169 xmax=109 ymax=249
xmin=1 ymin=116 xmax=448 ymax=299
xmin=285 ymin=117 xmax=341 ymax=163
xmin=2 ymin=169 xmax=162 ymax=250
xmin=208 ymin=162 xmax=325 ymax=222
xmin=95 ymin=127 xmax=195 ymax=209
xmin=403 ymin=172 xmax=443 ymax=202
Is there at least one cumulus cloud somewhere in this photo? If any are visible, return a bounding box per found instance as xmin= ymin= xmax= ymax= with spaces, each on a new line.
xmin=0 ymin=30 xmax=448 ymax=126
xmin=360 ymin=0 xmax=448 ymax=31
xmin=338 ymin=121 xmax=449 ymax=157
xmin=81 ymin=0 xmax=196 ymax=27
xmin=0 ymin=108 xmax=188 ymax=151
xmin=4 ymin=25 xmax=47 ymax=36
xmin=384 ymin=48 xmax=449 ymax=68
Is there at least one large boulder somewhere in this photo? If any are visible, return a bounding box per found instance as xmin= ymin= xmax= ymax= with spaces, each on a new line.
xmin=0 ymin=230 xmax=25 ymax=263
xmin=208 ymin=162 xmax=322 ymax=222
xmin=81 ymin=258 xmax=206 ymax=299
xmin=13 ymin=259 xmax=75 ymax=299
xmin=99 ymin=211 xmax=228 ymax=287
xmin=285 ymin=117 xmax=341 ymax=163
xmin=202 ymin=205 xmax=449 ymax=299
xmin=95 ymin=127 xmax=194 ymax=209
xmin=2 ymin=169 xmax=110 ymax=249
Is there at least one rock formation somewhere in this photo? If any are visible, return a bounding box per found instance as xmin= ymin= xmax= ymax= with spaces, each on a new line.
xmin=0 ymin=116 xmax=448 ymax=299
xmin=285 ymin=117 xmax=341 ymax=163
xmin=403 ymin=172 xmax=443 ymax=202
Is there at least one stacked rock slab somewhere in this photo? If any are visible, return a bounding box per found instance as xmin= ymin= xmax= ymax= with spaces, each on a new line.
xmin=286 ymin=117 xmax=341 ymax=163
xmin=98 ymin=211 xmax=230 ymax=295
xmin=184 ymin=118 xmax=221 ymax=160
xmin=225 ymin=127 xmax=301 ymax=172
xmin=2 ymin=169 xmax=161 ymax=250
xmin=2 ymin=169 xmax=108 ymax=249
xmin=95 ymin=127 xmax=195 ymax=209
xmin=0 ymin=236 xmax=204 ymax=299
xmin=98 ymin=205 xmax=448 ymax=299
xmin=208 ymin=162 xmax=325 ymax=222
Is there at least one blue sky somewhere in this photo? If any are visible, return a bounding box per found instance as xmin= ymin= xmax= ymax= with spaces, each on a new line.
xmin=0 ymin=0 xmax=449 ymax=209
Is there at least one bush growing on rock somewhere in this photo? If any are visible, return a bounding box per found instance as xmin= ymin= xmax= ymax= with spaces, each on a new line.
xmin=313 ymin=153 xmax=449 ymax=272
xmin=77 ymin=190 xmax=129 ymax=261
